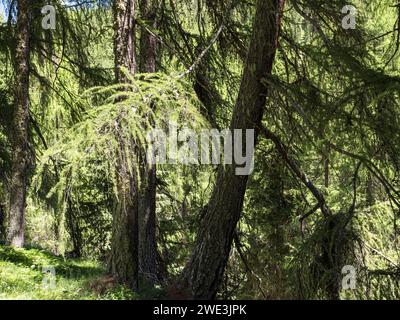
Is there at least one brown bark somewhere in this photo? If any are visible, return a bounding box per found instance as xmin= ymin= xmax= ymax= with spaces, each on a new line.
xmin=7 ymin=0 xmax=32 ymax=248
xmin=114 ymin=0 xmax=137 ymax=81
xmin=139 ymin=0 xmax=157 ymax=73
xmin=179 ymin=0 xmax=286 ymax=299
xmin=109 ymin=0 xmax=139 ymax=290
xmin=138 ymin=160 xmax=158 ymax=284
xmin=138 ymin=0 xmax=159 ymax=285
xmin=110 ymin=135 xmax=139 ymax=289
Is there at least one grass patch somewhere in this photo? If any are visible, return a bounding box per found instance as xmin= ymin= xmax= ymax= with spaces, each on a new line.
xmin=0 ymin=245 xmax=138 ymax=300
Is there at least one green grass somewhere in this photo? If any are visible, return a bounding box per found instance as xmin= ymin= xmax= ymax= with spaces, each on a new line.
xmin=0 ymin=245 xmax=138 ymax=300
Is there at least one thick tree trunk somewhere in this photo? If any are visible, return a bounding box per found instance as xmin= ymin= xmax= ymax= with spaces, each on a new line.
xmin=114 ymin=0 xmax=137 ymax=81
xmin=7 ymin=0 xmax=31 ymax=248
xmin=138 ymin=0 xmax=159 ymax=285
xmin=139 ymin=0 xmax=157 ymax=73
xmin=110 ymin=138 xmax=139 ymax=289
xmin=179 ymin=0 xmax=285 ymax=299
xmin=109 ymin=0 xmax=139 ymax=290
xmin=138 ymin=162 xmax=158 ymax=284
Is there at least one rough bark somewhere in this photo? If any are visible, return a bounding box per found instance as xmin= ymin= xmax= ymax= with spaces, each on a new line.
xmin=110 ymin=137 xmax=139 ymax=289
xmin=109 ymin=0 xmax=139 ymax=290
xmin=138 ymin=162 xmax=157 ymax=282
xmin=139 ymin=0 xmax=157 ymax=73
xmin=138 ymin=0 xmax=159 ymax=285
xmin=7 ymin=0 xmax=32 ymax=248
xmin=114 ymin=0 xmax=137 ymax=81
xmin=179 ymin=0 xmax=286 ymax=299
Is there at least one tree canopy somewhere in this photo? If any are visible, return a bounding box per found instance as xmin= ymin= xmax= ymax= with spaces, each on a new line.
xmin=1 ymin=0 xmax=400 ymax=300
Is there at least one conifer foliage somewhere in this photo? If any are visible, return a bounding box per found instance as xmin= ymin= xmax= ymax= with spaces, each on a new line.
xmin=0 ymin=0 xmax=400 ymax=300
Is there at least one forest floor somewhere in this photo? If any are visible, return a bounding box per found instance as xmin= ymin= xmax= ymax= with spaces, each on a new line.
xmin=0 ymin=245 xmax=141 ymax=300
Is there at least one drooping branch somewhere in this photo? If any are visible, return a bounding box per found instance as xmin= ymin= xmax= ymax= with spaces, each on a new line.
xmin=259 ymin=125 xmax=332 ymax=218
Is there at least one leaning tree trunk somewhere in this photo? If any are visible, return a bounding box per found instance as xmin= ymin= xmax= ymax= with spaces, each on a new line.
xmin=7 ymin=0 xmax=32 ymax=248
xmin=138 ymin=0 xmax=159 ymax=285
xmin=179 ymin=0 xmax=286 ymax=299
xmin=109 ymin=0 xmax=139 ymax=290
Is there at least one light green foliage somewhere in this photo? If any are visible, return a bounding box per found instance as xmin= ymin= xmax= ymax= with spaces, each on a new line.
xmin=34 ymin=71 xmax=207 ymax=209
xmin=30 ymin=71 xmax=208 ymax=258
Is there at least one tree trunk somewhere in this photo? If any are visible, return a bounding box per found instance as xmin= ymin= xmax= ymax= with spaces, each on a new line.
xmin=324 ymin=158 xmax=329 ymax=188
xmin=179 ymin=0 xmax=286 ymax=299
xmin=114 ymin=0 xmax=137 ymax=81
xmin=138 ymin=0 xmax=159 ymax=284
xmin=110 ymin=139 xmax=139 ymax=289
xmin=109 ymin=0 xmax=139 ymax=290
xmin=7 ymin=0 xmax=32 ymax=248
xmin=138 ymin=0 xmax=159 ymax=285
xmin=139 ymin=0 xmax=157 ymax=73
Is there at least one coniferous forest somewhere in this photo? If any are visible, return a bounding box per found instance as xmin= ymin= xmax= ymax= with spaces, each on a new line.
xmin=1 ymin=0 xmax=400 ymax=301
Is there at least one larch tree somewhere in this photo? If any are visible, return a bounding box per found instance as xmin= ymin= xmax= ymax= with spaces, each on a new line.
xmin=7 ymin=0 xmax=32 ymax=248
xmin=179 ymin=0 xmax=286 ymax=299
xmin=109 ymin=0 xmax=139 ymax=289
xmin=138 ymin=0 xmax=159 ymax=284
xmin=110 ymin=0 xmax=161 ymax=288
